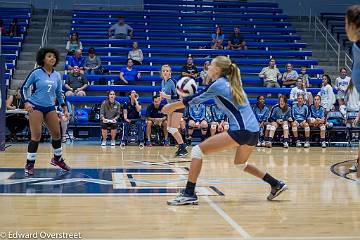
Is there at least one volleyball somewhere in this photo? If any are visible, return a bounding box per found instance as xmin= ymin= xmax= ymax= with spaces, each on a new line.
xmin=176 ymin=77 xmax=197 ymax=97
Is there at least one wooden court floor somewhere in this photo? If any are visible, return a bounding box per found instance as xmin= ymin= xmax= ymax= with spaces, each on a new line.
xmin=0 ymin=143 xmax=360 ymax=240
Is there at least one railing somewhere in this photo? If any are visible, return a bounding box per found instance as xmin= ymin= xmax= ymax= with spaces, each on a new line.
xmin=345 ymin=52 xmax=353 ymax=73
xmin=314 ymin=16 xmax=341 ymax=71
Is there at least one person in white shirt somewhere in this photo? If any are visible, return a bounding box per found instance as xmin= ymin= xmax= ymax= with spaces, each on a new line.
xmin=335 ymin=68 xmax=351 ymax=115
xmin=290 ymin=79 xmax=313 ymax=105
xmin=128 ymin=42 xmax=143 ymax=65
xmin=317 ymin=74 xmax=336 ymax=115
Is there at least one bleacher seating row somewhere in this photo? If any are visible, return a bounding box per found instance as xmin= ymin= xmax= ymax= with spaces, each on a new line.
xmin=320 ymin=12 xmax=347 ymax=47
xmin=0 ymin=8 xmax=31 ymax=83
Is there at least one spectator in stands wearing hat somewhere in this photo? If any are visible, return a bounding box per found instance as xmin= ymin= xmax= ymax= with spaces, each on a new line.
xmin=64 ymin=66 xmax=88 ymax=96
xmin=181 ymin=56 xmax=198 ymax=79
xmin=119 ymin=58 xmax=141 ymax=85
xmin=65 ymin=32 xmax=83 ymax=56
xmin=84 ymin=47 xmax=101 ymax=75
xmin=282 ymin=63 xmax=299 ymax=87
xmin=108 ymin=16 xmax=133 ymax=39
xmin=227 ymin=26 xmax=247 ymax=50
xmin=68 ymin=49 xmax=85 ymax=74
xmin=211 ymin=26 xmax=225 ymax=49
xmin=128 ymin=42 xmax=143 ymax=65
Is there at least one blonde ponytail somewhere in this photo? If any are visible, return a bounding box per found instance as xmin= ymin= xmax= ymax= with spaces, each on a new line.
xmin=213 ymin=56 xmax=247 ymax=105
xmin=228 ymin=63 xmax=247 ymax=105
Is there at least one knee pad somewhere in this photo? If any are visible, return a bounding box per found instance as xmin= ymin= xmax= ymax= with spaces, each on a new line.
xmin=304 ymin=127 xmax=310 ymax=132
xmin=292 ymin=127 xmax=298 ymax=132
xmin=270 ymin=126 xmax=276 ymax=131
xmin=266 ymin=125 xmax=272 ymax=130
xmin=320 ymin=125 xmax=326 ymax=131
xmin=236 ymin=162 xmax=248 ymax=170
xmin=211 ymin=124 xmax=217 ymax=130
xmin=52 ymin=139 xmax=62 ymax=156
xmin=283 ymin=124 xmax=289 ymax=130
xmin=167 ymin=127 xmax=178 ymax=135
xmin=224 ymin=124 xmax=229 ymax=130
xmin=191 ymin=145 xmax=203 ymax=159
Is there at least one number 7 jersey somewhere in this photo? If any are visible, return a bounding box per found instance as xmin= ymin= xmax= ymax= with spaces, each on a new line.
xmin=20 ymin=67 xmax=65 ymax=107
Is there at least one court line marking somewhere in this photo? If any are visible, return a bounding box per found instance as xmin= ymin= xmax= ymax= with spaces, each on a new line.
xmin=202 ymin=195 xmax=251 ymax=239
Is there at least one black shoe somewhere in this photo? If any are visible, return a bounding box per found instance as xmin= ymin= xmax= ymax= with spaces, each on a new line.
xmin=167 ymin=189 xmax=198 ymax=205
xmin=267 ymin=181 xmax=288 ymax=200
xmin=25 ymin=163 xmax=34 ymax=176
xmin=176 ymin=147 xmax=188 ymax=157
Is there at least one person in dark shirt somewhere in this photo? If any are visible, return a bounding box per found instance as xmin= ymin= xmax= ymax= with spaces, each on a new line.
xmin=181 ymin=56 xmax=198 ymax=79
xmin=119 ymin=59 xmax=141 ymax=85
xmin=228 ymin=27 xmax=247 ymax=50
xmin=6 ymin=88 xmax=27 ymax=141
xmin=64 ymin=66 xmax=88 ymax=96
xmin=122 ymin=90 xmax=145 ymax=147
xmin=145 ymin=95 xmax=169 ymax=146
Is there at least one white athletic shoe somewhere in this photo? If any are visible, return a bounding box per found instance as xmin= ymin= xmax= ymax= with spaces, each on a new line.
xmin=321 ymin=141 xmax=327 ymax=148
xmin=296 ymin=140 xmax=302 ymax=148
xmin=283 ymin=142 xmax=289 ymax=148
xmin=304 ymin=141 xmax=310 ymax=148
xmin=101 ymin=141 xmax=106 ymax=146
xmin=110 ymin=140 xmax=116 ymax=146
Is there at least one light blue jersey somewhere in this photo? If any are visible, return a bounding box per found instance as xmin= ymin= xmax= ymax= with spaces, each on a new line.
xmin=269 ymin=104 xmax=291 ymax=121
xmin=253 ymin=105 xmax=270 ymax=122
xmin=352 ymin=42 xmax=360 ymax=95
xmin=183 ymin=77 xmax=259 ymax=132
xmin=161 ymin=78 xmax=177 ymax=103
xmin=291 ymin=104 xmax=310 ymax=122
xmin=309 ymin=104 xmax=325 ymax=120
xmin=189 ymin=103 xmax=206 ymax=122
xmin=21 ymin=67 xmax=64 ymax=107
xmin=211 ymin=104 xmax=226 ymax=122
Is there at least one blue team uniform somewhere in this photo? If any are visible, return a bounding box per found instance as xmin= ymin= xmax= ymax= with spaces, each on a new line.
xmin=183 ymin=77 xmax=259 ymax=145
xmin=161 ymin=78 xmax=177 ymax=103
xmin=211 ymin=104 xmax=226 ymax=122
xmin=291 ymin=104 xmax=310 ymax=122
xmin=269 ymin=104 xmax=292 ymax=121
xmin=309 ymin=104 xmax=325 ymax=120
xmin=253 ymin=105 xmax=270 ymax=123
xmin=188 ymin=103 xmax=206 ymax=122
xmin=21 ymin=67 xmax=65 ymax=113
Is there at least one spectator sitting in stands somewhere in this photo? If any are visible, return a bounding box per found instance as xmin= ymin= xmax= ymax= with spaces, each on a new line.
xmin=145 ymin=95 xmax=169 ymax=147
xmin=211 ymin=26 xmax=224 ymax=49
xmin=266 ymin=95 xmax=292 ymax=148
xmin=100 ymin=90 xmax=121 ymax=147
xmin=308 ymin=95 xmax=327 ymax=148
xmin=290 ymin=78 xmax=313 ymax=105
xmin=335 ymin=68 xmax=351 ymax=115
xmin=84 ymin=47 xmax=101 ymax=75
xmin=299 ymin=66 xmax=310 ymax=87
xmin=0 ymin=20 xmax=6 ymax=35
xmin=128 ymin=42 xmax=143 ymax=65
xmin=227 ymin=26 xmax=247 ymax=50
xmin=122 ymin=90 xmax=145 ymax=148
xmin=291 ymin=94 xmax=311 ymax=148
xmin=253 ymin=95 xmax=271 ymax=147
xmin=187 ymin=103 xmax=208 ymax=142
xmin=119 ymin=59 xmax=141 ymax=85
xmin=282 ymin=63 xmax=299 ymax=87
xmin=181 ymin=56 xmax=198 ymax=79
xmin=108 ymin=16 xmax=133 ymax=39
xmin=209 ymin=104 xmax=229 ymax=137
xmin=9 ymin=19 xmax=18 ymax=37
xmin=259 ymin=58 xmax=281 ymax=96
xmin=64 ymin=66 xmax=88 ymax=96
xmin=6 ymin=88 xmax=27 ymax=141
xmin=317 ymin=74 xmax=335 ymax=115
xmin=200 ymin=61 xmax=210 ymax=85
xmin=68 ymin=49 xmax=85 ymax=74
xmin=65 ymin=32 xmax=83 ymax=56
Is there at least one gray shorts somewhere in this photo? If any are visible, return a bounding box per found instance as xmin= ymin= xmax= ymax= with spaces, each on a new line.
xmin=264 ymin=81 xmax=280 ymax=88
